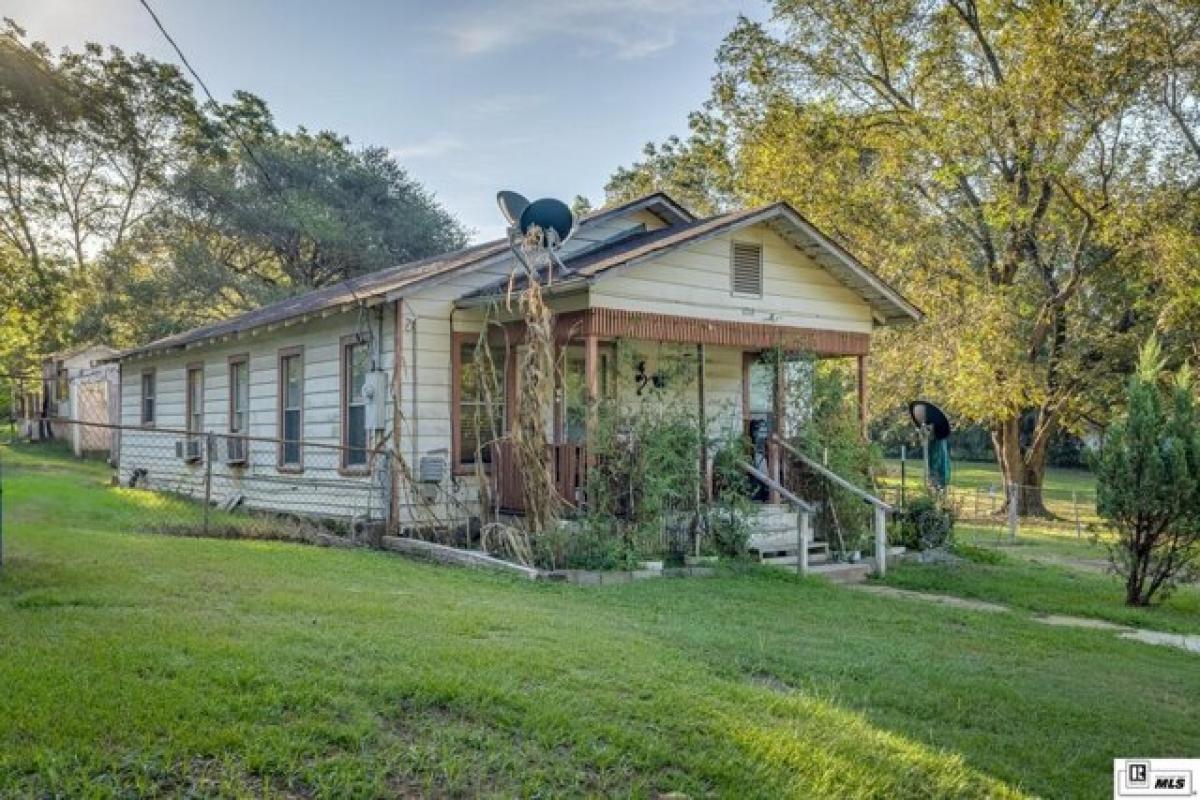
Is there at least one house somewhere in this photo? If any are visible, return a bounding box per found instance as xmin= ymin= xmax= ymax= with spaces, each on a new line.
xmin=103 ymin=193 xmax=921 ymax=545
xmin=27 ymin=344 xmax=119 ymax=456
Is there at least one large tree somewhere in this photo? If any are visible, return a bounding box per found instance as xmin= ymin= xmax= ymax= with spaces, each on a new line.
xmin=1 ymin=21 xmax=469 ymax=355
xmin=607 ymin=0 xmax=1200 ymax=515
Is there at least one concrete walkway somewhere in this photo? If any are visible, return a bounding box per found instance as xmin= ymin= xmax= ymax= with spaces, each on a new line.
xmin=850 ymin=584 xmax=1200 ymax=656
xmin=850 ymin=584 xmax=1009 ymax=613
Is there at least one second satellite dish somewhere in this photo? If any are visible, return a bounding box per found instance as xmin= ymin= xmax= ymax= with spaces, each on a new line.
xmin=909 ymin=400 xmax=951 ymax=441
xmin=518 ymin=197 xmax=575 ymax=246
xmin=496 ymin=191 xmax=530 ymax=226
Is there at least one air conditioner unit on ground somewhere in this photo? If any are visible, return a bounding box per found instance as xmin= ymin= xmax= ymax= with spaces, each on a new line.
xmin=223 ymin=435 xmax=247 ymax=466
xmin=175 ymin=438 xmax=203 ymax=463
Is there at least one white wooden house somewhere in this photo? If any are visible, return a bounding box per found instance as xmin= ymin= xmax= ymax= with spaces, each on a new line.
xmin=105 ymin=193 xmax=920 ymax=537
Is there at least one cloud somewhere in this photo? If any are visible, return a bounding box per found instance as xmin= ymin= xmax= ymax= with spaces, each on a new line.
xmin=389 ymin=135 xmax=464 ymax=161
xmin=445 ymin=0 xmax=725 ymax=61
xmin=465 ymin=93 xmax=548 ymax=117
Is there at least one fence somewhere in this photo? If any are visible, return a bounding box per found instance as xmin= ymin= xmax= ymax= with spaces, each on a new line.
xmin=48 ymin=419 xmax=393 ymax=543
xmin=876 ymin=471 xmax=1102 ymax=539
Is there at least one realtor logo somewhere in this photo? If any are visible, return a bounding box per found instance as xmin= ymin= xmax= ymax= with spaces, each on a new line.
xmin=1115 ymin=759 xmax=1198 ymax=798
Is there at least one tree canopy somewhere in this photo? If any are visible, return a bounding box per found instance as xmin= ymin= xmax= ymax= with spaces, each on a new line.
xmin=606 ymin=0 xmax=1200 ymax=513
xmin=0 ymin=20 xmax=466 ymax=406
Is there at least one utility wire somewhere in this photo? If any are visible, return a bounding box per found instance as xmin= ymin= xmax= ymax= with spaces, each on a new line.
xmin=137 ymin=0 xmax=367 ymax=309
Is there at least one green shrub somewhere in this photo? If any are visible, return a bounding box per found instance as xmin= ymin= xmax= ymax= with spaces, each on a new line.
xmin=894 ymin=496 xmax=955 ymax=551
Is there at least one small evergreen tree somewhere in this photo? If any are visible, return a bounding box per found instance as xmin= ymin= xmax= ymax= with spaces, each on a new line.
xmin=1097 ymin=337 xmax=1200 ymax=606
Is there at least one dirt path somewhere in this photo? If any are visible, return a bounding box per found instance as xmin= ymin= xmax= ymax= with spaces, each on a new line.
xmin=849 ymin=584 xmax=1200 ymax=655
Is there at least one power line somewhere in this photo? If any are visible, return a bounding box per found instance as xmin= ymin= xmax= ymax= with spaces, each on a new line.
xmin=137 ymin=0 xmax=367 ymax=309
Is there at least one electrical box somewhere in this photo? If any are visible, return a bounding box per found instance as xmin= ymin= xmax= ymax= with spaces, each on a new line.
xmin=362 ymin=370 xmax=388 ymax=433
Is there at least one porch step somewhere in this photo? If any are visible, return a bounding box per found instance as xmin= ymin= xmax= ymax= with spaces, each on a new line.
xmin=749 ymin=532 xmax=830 ymax=554
xmin=760 ymin=551 xmax=831 ymax=568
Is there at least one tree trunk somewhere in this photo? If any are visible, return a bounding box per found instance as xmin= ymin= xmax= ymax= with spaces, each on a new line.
xmin=991 ymin=415 xmax=1053 ymax=518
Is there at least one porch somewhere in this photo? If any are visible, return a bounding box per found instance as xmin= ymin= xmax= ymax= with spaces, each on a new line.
xmin=460 ymin=306 xmax=871 ymax=519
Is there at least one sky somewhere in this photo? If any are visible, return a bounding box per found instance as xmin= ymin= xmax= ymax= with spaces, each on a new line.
xmin=7 ymin=0 xmax=760 ymax=242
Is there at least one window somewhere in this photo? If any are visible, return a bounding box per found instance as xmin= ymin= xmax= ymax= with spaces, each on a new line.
xmin=342 ymin=338 xmax=369 ymax=469
xmin=229 ymin=356 xmax=249 ymax=434
xmin=140 ymin=369 xmax=156 ymax=426
xmin=731 ymin=241 xmax=763 ymax=298
xmin=186 ymin=364 xmax=204 ymax=434
xmin=561 ymin=345 xmax=612 ymax=444
xmin=454 ymin=336 xmax=506 ymax=466
xmin=278 ymin=348 xmax=303 ymax=469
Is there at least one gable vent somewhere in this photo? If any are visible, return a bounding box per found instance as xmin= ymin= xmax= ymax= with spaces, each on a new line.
xmin=731 ymin=241 xmax=763 ymax=297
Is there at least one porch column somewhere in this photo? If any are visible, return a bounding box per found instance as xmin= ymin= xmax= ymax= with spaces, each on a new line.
xmin=696 ymin=342 xmax=710 ymax=503
xmin=584 ymin=333 xmax=599 ymax=442
xmin=769 ymin=357 xmax=782 ymax=504
xmin=856 ymin=354 xmax=869 ymax=440
xmin=552 ymin=339 xmax=564 ymax=443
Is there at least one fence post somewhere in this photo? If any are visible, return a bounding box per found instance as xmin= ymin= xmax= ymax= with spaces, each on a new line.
xmin=873 ymin=505 xmax=887 ymax=577
xmin=1008 ymin=483 xmax=1020 ymax=543
xmin=899 ymin=444 xmax=906 ymax=509
xmin=203 ymin=432 xmax=213 ymax=537
xmin=1073 ymin=491 xmax=1081 ymax=539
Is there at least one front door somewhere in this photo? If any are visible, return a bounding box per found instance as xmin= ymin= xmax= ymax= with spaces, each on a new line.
xmin=743 ymin=353 xmax=778 ymax=500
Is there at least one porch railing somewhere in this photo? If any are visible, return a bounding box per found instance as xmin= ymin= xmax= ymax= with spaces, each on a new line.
xmin=490 ymin=440 xmax=587 ymax=514
xmin=773 ymin=436 xmax=894 ymax=577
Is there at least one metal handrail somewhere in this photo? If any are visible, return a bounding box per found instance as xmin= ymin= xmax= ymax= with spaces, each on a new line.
xmin=773 ymin=436 xmax=894 ymax=513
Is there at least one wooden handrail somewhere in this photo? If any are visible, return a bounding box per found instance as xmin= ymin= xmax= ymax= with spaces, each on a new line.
xmin=738 ymin=461 xmax=815 ymax=513
xmin=773 ymin=436 xmax=894 ymax=513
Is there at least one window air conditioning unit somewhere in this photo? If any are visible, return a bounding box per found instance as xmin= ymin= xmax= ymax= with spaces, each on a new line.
xmin=223 ymin=435 xmax=247 ymax=466
xmin=175 ymin=438 xmax=203 ymax=463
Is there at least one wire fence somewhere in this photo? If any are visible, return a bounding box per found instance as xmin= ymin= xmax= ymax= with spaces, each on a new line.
xmin=876 ymin=471 xmax=1104 ymax=538
xmin=43 ymin=419 xmax=393 ymax=544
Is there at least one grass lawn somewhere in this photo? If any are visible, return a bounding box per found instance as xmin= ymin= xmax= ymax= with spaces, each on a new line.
xmin=883 ymin=536 xmax=1200 ymax=635
xmin=2 ymin=444 xmax=1198 ymax=798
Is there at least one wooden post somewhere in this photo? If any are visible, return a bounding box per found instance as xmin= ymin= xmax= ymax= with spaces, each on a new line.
xmin=584 ymin=333 xmax=599 ymax=444
xmin=1008 ymin=483 xmax=1020 ymax=542
xmin=1073 ymin=491 xmax=1081 ymax=539
xmin=697 ymin=342 xmax=708 ymax=503
xmin=873 ymin=505 xmax=887 ymax=577
xmin=878 ymin=506 xmax=888 ymax=575
xmin=389 ymin=298 xmax=404 ymax=532
xmin=899 ymin=444 xmax=906 ymax=508
xmin=798 ymin=510 xmax=811 ymax=576
xmin=856 ymin=354 xmax=869 ymax=439
xmin=769 ymin=357 xmax=782 ymax=504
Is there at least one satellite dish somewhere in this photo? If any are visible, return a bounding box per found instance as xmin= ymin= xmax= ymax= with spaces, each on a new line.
xmin=518 ymin=197 xmax=575 ymax=246
xmin=496 ymin=190 xmax=530 ymax=227
xmin=909 ymin=400 xmax=951 ymax=441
